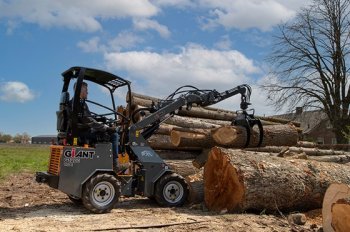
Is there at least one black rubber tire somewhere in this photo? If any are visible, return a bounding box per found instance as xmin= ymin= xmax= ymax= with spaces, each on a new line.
xmin=68 ymin=194 xmax=82 ymax=205
xmin=154 ymin=173 xmax=189 ymax=207
xmin=82 ymin=173 xmax=120 ymax=214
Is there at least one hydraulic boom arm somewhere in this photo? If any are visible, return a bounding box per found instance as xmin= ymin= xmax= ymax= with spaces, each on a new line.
xmin=128 ymin=84 xmax=263 ymax=147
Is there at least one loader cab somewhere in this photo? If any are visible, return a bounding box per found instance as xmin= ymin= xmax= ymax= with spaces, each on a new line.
xmin=56 ymin=66 xmax=131 ymax=146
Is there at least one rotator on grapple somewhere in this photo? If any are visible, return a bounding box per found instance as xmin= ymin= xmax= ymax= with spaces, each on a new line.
xmin=36 ymin=66 xmax=263 ymax=213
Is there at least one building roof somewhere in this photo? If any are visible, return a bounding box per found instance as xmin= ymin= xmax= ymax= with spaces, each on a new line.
xmin=272 ymin=109 xmax=328 ymax=134
xmin=32 ymin=135 xmax=56 ymax=138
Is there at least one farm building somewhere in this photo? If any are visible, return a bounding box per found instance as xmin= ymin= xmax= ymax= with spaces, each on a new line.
xmin=31 ymin=135 xmax=57 ymax=144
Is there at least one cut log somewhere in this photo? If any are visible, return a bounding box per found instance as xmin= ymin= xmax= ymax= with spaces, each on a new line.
xmin=322 ymin=183 xmax=350 ymax=232
xmin=192 ymin=149 xmax=210 ymax=169
xmin=256 ymin=116 xmax=301 ymax=127
xmin=296 ymin=141 xmax=350 ymax=151
xmin=170 ymin=130 xmax=214 ymax=148
xmin=246 ymin=146 xmax=350 ymax=156
xmin=165 ymin=115 xmax=221 ymax=129
xmin=156 ymin=150 xmax=200 ymax=160
xmin=308 ymin=155 xmax=350 ymax=164
xmin=164 ymin=160 xmax=199 ymax=178
xmin=204 ymin=147 xmax=350 ymax=213
xmin=297 ymin=141 xmax=316 ymax=148
xmin=211 ymin=124 xmax=298 ymax=148
xmin=156 ymin=124 xmax=180 ymax=135
xmin=331 ymin=198 xmax=350 ymax=232
xmin=147 ymin=134 xmax=201 ymax=151
xmin=186 ymin=170 xmax=204 ymax=204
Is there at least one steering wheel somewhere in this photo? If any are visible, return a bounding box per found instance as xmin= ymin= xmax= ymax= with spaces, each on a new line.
xmin=85 ymin=99 xmax=130 ymax=125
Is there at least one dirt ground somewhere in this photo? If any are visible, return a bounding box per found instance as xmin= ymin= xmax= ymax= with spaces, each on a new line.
xmin=0 ymin=173 xmax=323 ymax=232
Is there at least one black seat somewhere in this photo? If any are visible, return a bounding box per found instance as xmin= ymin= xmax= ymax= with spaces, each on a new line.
xmin=56 ymin=92 xmax=71 ymax=144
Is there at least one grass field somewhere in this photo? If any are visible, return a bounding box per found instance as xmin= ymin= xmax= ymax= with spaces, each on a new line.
xmin=0 ymin=144 xmax=49 ymax=180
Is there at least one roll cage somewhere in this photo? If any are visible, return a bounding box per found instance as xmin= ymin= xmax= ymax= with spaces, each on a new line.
xmin=58 ymin=66 xmax=131 ymax=144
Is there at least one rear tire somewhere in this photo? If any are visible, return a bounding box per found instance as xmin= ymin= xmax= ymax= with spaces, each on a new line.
xmin=82 ymin=173 xmax=120 ymax=213
xmin=154 ymin=173 xmax=189 ymax=207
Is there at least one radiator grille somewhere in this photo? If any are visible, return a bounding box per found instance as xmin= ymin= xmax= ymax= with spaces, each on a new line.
xmin=48 ymin=145 xmax=63 ymax=175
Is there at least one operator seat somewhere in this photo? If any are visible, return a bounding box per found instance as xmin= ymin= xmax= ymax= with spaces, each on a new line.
xmin=56 ymin=91 xmax=72 ymax=144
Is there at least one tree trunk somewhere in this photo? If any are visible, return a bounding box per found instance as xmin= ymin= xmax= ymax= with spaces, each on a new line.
xmin=147 ymin=134 xmax=201 ymax=151
xmin=204 ymin=147 xmax=350 ymax=213
xmin=256 ymin=116 xmax=301 ymax=127
xmin=170 ymin=130 xmax=214 ymax=148
xmin=165 ymin=115 xmax=221 ymax=129
xmin=164 ymin=160 xmax=199 ymax=178
xmin=156 ymin=124 xmax=180 ymax=135
xmin=308 ymin=155 xmax=350 ymax=164
xmin=186 ymin=171 xmax=204 ymax=204
xmin=156 ymin=150 xmax=201 ymax=160
xmin=192 ymin=149 xmax=210 ymax=169
xmin=297 ymin=141 xmax=350 ymax=151
xmin=246 ymin=146 xmax=350 ymax=156
xmin=322 ymin=183 xmax=350 ymax=232
xmin=212 ymin=124 xmax=298 ymax=148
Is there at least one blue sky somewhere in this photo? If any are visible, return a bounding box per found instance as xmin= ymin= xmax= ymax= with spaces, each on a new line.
xmin=0 ymin=0 xmax=309 ymax=136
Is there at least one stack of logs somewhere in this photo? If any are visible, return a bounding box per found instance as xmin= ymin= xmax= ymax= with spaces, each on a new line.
xmin=128 ymin=92 xmax=350 ymax=231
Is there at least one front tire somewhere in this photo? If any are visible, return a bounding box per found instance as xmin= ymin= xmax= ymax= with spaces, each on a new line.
xmin=82 ymin=173 xmax=120 ymax=213
xmin=154 ymin=173 xmax=189 ymax=207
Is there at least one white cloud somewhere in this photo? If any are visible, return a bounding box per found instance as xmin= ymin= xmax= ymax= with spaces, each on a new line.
xmin=108 ymin=31 xmax=145 ymax=51
xmin=133 ymin=18 xmax=171 ymax=38
xmin=196 ymin=0 xmax=310 ymax=31
xmin=0 ymin=81 xmax=36 ymax=103
xmin=214 ymin=35 xmax=232 ymax=50
xmin=77 ymin=37 xmax=102 ymax=53
xmin=0 ymin=0 xmax=158 ymax=32
xmin=77 ymin=31 xmax=144 ymax=53
xmin=153 ymin=0 xmax=195 ymax=8
xmin=104 ymin=44 xmax=260 ymax=97
xmin=103 ymin=45 xmax=279 ymax=114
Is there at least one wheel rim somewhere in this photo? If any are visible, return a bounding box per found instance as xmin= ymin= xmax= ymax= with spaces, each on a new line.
xmin=91 ymin=181 xmax=115 ymax=207
xmin=163 ymin=180 xmax=184 ymax=204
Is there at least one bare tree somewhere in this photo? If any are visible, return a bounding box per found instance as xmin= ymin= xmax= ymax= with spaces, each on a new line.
xmin=263 ymin=0 xmax=350 ymax=143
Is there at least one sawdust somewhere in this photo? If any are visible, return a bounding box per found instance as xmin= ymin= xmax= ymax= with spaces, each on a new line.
xmin=0 ymin=172 xmax=323 ymax=232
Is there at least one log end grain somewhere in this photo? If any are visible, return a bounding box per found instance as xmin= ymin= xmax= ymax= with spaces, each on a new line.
xmin=204 ymin=147 xmax=244 ymax=212
xmin=322 ymin=183 xmax=350 ymax=232
xmin=331 ymin=198 xmax=350 ymax=232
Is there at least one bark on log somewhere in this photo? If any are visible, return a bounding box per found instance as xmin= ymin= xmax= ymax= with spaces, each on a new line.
xmin=246 ymin=146 xmax=350 ymax=156
xmin=204 ymin=147 xmax=350 ymax=213
xmin=147 ymin=134 xmax=201 ymax=151
xmin=192 ymin=149 xmax=210 ymax=169
xmin=308 ymin=155 xmax=350 ymax=164
xmin=256 ymin=116 xmax=301 ymax=127
xmin=156 ymin=124 xmax=180 ymax=135
xmin=322 ymin=183 xmax=350 ymax=232
xmin=156 ymin=150 xmax=201 ymax=160
xmin=186 ymin=170 xmax=204 ymax=204
xmin=164 ymin=160 xmax=199 ymax=178
xmin=297 ymin=141 xmax=316 ymax=148
xmin=211 ymin=124 xmax=298 ymax=148
xmin=297 ymin=141 xmax=350 ymax=151
xmin=170 ymin=130 xmax=214 ymax=148
xmin=165 ymin=115 xmax=221 ymax=129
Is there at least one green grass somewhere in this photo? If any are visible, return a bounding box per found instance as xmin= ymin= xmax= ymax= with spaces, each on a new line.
xmin=0 ymin=144 xmax=50 ymax=180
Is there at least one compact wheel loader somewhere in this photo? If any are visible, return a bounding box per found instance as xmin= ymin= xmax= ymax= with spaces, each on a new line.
xmin=36 ymin=66 xmax=262 ymax=213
